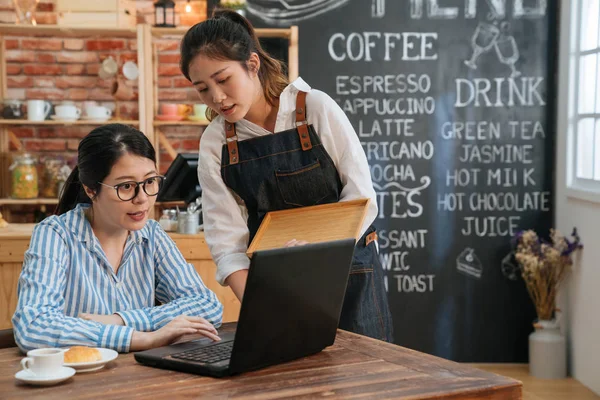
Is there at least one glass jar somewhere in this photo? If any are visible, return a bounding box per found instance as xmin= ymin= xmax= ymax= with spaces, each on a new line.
xmin=10 ymin=153 xmax=38 ymax=199
xmin=159 ymin=209 xmax=179 ymax=231
xmin=177 ymin=211 xmax=199 ymax=234
xmin=39 ymin=157 xmax=64 ymax=198
xmin=168 ymin=209 xmax=178 ymax=231
xmin=159 ymin=210 xmax=172 ymax=231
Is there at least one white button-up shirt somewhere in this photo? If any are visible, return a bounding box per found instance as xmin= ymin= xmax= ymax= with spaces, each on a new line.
xmin=198 ymin=78 xmax=378 ymax=285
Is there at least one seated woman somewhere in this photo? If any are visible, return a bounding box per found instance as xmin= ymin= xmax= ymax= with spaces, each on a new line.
xmin=12 ymin=124 xmax=223 ymax=353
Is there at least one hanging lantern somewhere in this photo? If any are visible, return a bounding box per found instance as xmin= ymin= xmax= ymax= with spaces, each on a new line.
xmin=154 ymin=0 xmax=176 ymax=28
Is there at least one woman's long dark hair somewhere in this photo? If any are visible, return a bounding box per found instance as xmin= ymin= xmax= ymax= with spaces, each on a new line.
xmin=180 ymin=9 xmax=288 ymax=122
xmin=55 ymin=124 xmax=156 ymax=215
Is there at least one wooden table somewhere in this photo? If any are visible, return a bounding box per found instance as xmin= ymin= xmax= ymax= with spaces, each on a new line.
xmin=0 ymin=326 xmax=521 ymax=399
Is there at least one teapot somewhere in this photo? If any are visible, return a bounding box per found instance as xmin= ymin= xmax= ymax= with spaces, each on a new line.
xmin=2 ymin=100 xmax=24 ymax=119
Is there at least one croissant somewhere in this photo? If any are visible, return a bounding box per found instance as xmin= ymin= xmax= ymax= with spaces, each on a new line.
xmin=64 ymin=346 xmax=102 ymax=363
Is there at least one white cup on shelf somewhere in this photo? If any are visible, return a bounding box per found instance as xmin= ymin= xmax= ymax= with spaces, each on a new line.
xmin=27 ymin=100 xmax=51 ymax=121
xmin=54 ymin=105 xmax=81 ymax=120
xmin=85 ymin=105 xmax=112 ymax=120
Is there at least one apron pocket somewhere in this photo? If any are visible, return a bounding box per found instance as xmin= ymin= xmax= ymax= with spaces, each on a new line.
xmin=275 ymin=160 xmax=335 ymax=207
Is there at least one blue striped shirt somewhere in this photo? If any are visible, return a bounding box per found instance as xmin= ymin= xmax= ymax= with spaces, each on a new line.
xmin=12 ymin=204 xmax=223 ymax=353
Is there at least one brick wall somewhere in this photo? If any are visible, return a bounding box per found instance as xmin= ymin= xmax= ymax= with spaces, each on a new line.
xmin=154 ymin=36 xmax=202 ymax=172
xmin=2 ymin=0 xmax=208 ymax=174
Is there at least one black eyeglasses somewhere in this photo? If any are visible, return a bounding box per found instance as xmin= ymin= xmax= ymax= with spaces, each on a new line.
xmin=98 ymin=175 xmax=166 ymax=201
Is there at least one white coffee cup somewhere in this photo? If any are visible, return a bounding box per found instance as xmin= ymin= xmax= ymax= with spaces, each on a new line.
xmin=99 ymin=56 xmax=118 ymax=80
xmin=55 ymin=105 xmax=81 ymax=120
xmin=193 ymin=104 xmax=208 ymax=119
xmin=27 ymin=100 xmax=51 ymax=121
xmin=85 ymin=105 xmax=112 ymax=119
xmin=20 ymin=348 xmax=64 ymax=377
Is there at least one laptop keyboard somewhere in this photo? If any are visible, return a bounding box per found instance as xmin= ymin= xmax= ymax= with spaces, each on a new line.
xmin=171 ymin=341 xmax=233 ymax=364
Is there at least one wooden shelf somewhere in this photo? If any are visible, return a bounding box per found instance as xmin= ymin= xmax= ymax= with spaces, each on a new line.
xmin=0 ymin=198 xmax=58 ymax=205
xmin=0 ymin=24 xmax=137 ymax=38
xmin=151 ymin=27 xmax=293 ymax=39
xmin=0 ymin=223 xmax=36 ymax=238
xmin=153 ymin=120 xmax=209 ymax=127
xmin=0 ymin=119 xmax=140 ymax=126
xmin=155 ymin=201 xmax=186 ymax=207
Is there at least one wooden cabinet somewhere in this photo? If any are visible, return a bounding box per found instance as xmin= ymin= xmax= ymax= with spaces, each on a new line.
xmin=0 ymin=226 xmax=240 ymax=329
xmin=165 ymin=232 xmax=241 ymax=323
xmin=0 ymin=225 xmax=27 ymax=331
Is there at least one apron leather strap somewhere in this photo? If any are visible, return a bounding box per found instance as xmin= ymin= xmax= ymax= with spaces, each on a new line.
xmin=365 ymin=231 xmax=378 ymax=247
xmin=296 ymin=91 xmax=312 ymax=150
xmin=224 ymin=90 xmax=311 ymax=164
xmin=225 ymin=120 xmax=239 ymax=165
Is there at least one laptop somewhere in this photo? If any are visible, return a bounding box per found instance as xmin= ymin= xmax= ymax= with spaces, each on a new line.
xmin=134 ymin=238 xmax=356 ymax=378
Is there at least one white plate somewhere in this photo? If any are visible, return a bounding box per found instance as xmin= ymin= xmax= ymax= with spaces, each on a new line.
xmin=122 ymin=61 xmax=139 ymax=81
xmin=50 ymin=115 xmax=79 ymax=122
xmin=15 ymin=366 xmax=75 ymax=386
xmin=63 ymin=348 xmax=118 ymax=373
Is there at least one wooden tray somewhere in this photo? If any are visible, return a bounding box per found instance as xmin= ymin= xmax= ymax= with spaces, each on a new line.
xmin=246 ymin=198 xmax=370 ymax=256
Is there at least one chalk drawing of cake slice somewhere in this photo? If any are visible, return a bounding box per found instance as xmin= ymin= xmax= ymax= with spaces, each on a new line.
xmin=247 ymin=0 xmax=350 ymax=25
xmin=456 ymin=248 xmax=483 ymax=279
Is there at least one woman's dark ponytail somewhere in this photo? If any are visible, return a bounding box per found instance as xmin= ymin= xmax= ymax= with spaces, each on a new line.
xmin=55 ymin=165 xmax=89 ymax=216
xmin=213 ymin=8 xmax=255 ymax=38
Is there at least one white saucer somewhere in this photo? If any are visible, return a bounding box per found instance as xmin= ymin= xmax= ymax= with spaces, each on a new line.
xmin=50 ymin=115 xmax=79 ymax=122
xmin=155 ymin=114 xmax=184 ymax=121
xmin=15 ymin=366 xmax=75 ymax=386
xmin=63 ymin=348 xmax=118 ymax=373
xmin=122 ymin=60 xmax=139 ymax=81
xmin=186 ymin=115 xmax=209 ymax=123
xmin=80 ymin=116 xmax=111 ymax=122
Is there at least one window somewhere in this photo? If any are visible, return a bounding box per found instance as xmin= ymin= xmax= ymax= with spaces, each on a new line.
xmin=569 ymin=0 xmax=600 ymax=197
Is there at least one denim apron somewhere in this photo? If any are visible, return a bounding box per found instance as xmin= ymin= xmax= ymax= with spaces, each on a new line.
xmin=220 ymin=91 xmax=393 ymax=342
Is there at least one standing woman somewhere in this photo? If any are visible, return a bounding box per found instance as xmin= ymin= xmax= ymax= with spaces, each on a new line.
xmin=12 ymin=124 xmax=223 ymax=352
xmin=180 ymin=10 xmax=393 ymax=341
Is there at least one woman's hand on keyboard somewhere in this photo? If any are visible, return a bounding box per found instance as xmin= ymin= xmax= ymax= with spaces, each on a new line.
xmin=131 ymin=315 xmax=221 ymax=351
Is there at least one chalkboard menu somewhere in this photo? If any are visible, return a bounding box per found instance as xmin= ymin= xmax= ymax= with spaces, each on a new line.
xmin=226 ymin=0 xmax=558 ymax=362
